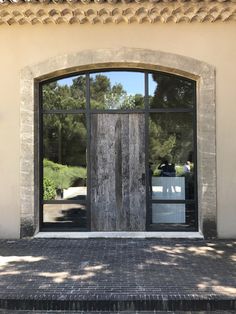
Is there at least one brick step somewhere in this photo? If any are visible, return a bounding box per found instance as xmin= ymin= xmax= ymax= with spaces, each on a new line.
xmin=0 ymin=311 xmax=236 ymax=314
xmin=0 ymin=298 xmax=235 ymax=312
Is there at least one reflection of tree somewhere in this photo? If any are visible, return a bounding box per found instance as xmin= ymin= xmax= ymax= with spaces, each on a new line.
xmin=43 ymin=74 xmax=144 ymax=166
xmin=90 ymin=74 xmax=144 ymax=110
xmin=150 ymin=73 xmax=194 ymax=109
xmin=43 ymin=81 xmax=86 ymax=111
xmin=149 ymin=113 xmax=193 ymax=174
xmin=43 ymin=78 xmax=87 ymax=167
xmin=43 ymin=73 xmax=194 ymax=177
xmin=149 ymin=72 xmax=195 ymax=174
xmin=149 ymin=116 xmax=176 ymax=165
xmin=43 ymin=114 xmax=87 ymax=167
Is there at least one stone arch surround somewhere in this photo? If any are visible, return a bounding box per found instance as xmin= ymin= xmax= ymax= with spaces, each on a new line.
xmin=20 ymin=48 xmax=216 ymax=238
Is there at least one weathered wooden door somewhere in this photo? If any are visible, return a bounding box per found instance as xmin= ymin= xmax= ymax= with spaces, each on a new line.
xmin=90 ymin=113 xmax=146 ymax=231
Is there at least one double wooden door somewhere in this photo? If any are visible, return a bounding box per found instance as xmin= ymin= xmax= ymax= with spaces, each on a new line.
xmin=90 ymin=113 xmax=146 ymax=231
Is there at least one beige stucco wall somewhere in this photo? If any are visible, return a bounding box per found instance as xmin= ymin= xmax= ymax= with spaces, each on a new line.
xmin=0 ymin=22 xmax=235 ymax=238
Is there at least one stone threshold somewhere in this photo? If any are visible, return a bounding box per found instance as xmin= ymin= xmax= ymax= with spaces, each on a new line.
xmin=35 ymin=231 xmax=203 ymax=239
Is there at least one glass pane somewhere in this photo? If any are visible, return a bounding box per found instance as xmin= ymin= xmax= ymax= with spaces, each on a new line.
xmin=152 ymin=177 xmax=185 ymax=200
xmin=42 ymin=75 xmax=86 ymax=110
xmin=149 ymin=113 xmax=195 ymax=201
xmin=43 ymin=114 xmax=87 ymax=201
xmin=152 ymin=203 xmax=196 ymax=226
xmin=185 ymin=203 xmax=196 ymax=227
xmin=90 ymin=71 xmax=144 ymax=110
xmin=149 ymin=72 xmax=195 ymax=109
xmin=43 ymin=204 xmax=87 ymax=227
xmin=152 ymin=203 xmax=186 ymax=224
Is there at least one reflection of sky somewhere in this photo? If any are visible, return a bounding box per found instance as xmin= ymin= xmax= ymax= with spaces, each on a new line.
xmin=58 ymin=71 xmax=156 ymax=96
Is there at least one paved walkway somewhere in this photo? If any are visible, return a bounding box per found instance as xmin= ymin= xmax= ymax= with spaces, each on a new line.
xmin=0 ymin=239 xmax=235 ymax=312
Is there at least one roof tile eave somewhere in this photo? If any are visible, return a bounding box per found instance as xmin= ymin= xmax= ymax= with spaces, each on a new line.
xmin=0 ymin=0 xmax=235 ymax=4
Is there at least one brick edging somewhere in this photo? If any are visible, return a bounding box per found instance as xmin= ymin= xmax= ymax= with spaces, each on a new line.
xmin=0 ymin=298 xmax=235 ymax=312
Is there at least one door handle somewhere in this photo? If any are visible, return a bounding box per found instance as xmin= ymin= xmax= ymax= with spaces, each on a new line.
xmin=141 ymin=173 xmax=146 ymax=185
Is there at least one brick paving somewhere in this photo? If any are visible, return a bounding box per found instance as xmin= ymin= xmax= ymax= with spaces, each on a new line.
xmin=0 ymin=239 xmax=235 ymax=312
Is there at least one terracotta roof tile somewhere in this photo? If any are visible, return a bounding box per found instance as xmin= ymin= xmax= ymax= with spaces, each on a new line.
xmin=0 ymin=0 xmax=235 ymax=23
xmin=0 ymin=0 xmax=235 ymax=4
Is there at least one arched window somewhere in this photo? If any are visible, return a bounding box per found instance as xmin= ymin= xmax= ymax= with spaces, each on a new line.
xmin=40 ymin=69 xmax=197 ymax=232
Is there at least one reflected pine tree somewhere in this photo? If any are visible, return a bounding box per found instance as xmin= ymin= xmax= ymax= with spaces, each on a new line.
xmin=90 ymin=74 xmax=144 ymax=110
xmin=149 ymin=72 xmax=195 ymax=176
xmin=149 ymin=113 xmax=193 ymax=175
xmin=150 ymin=72 xmax=195 ymax=109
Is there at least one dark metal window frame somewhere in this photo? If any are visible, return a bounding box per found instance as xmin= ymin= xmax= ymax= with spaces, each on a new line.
xmin=39 ymin=68 xmax=198 ymax=232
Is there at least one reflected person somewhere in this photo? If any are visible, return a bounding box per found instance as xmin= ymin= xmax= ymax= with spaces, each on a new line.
xmin=184 ymin=161 xmax=191 ymax=173
xmin=158 ymin=160 xmax=176 ymax=177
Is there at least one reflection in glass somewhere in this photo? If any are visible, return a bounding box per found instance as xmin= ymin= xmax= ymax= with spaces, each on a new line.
xmin=90 ymin=71 xmax=145 ymax=110
xmin=185 ymin=203 xmax=196 ymax=227
xmin=152 ymin=203 xmax=196 ymax=226
xmin=43 ymin=204 xmax=87 ymax=227
xmin=149 ymin=113 xmax=195 ymax=201
xmin=152 ymin=177 xmax=185 ymax=200
xmin=42 ymin=75 xmax=86 ymax=110
xmin=43 ymin=114 xmax=87 ymax=201
xmin=152 ymin=203 xmax=186 ymax=224
xmin=149 ymin=72 xmax=195 ymax=109
xmin=40 ymin=70 xmax=197 ymax=231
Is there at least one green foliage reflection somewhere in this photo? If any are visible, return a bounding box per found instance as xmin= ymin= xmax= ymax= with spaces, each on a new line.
xmin=150 ymin=73 xmax=194 ymax=109
xmin=43 ymin=159 xmax=87 ymax=199
xmin=42 ymin=72 xmax=195 ymax=199
xmin=90 ymin=74 xmax=144 ymax=110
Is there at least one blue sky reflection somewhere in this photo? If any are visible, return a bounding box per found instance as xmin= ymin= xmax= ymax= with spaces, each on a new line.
xmin=58 ymin=71 xmax=156 ymax=96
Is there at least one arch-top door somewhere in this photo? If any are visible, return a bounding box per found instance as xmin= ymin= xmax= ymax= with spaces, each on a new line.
xmin=20 ymin=48 xmax=217 ymax=238
xmin=39 ymin=69 xmax=198 ymax=232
